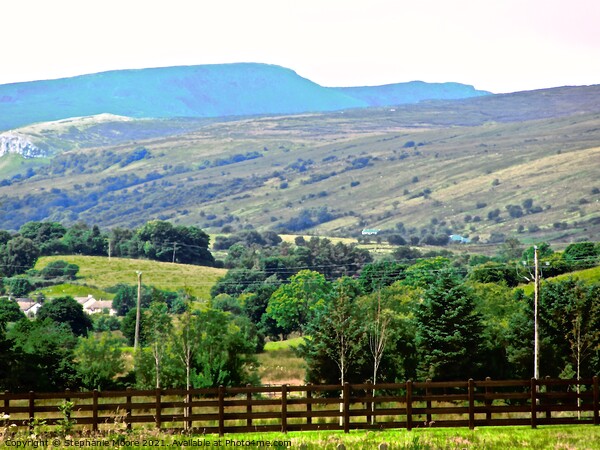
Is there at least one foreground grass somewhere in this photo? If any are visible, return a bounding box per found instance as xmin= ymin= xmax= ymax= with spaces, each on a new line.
xmin=250 ymin=427 xmax=600 ymax=449
xmin=2 ymin=426 xmax=598 ymax=449
xmin=34 ymin=255 xmax=227 ymax=300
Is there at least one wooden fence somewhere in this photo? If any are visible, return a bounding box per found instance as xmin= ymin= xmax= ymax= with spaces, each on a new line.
xmin=1 ymin=377 xmax=598 ymax=435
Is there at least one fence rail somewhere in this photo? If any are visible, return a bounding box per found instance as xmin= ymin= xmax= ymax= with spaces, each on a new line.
xmin=1 ymin=377 xmax=598 ymax=435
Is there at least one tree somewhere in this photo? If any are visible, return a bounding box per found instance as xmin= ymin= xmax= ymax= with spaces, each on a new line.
xmin=541 ymin=279 xmax=600 ymax=379
xmin=19 ymin=221 xmax=67 ymax=255
xmin=468 ymin=262 xmax=518 ymax=287
xmin=37 ymin=296 xmax=93 ymax=337
xmin=301 ymin=277 xmax=366 ymax=387
xmin=62 ymin=223 xmax=107 ymax=256
xmin=136 ymin=220 xmax=214 ymax=266
xmin=387 ymin=234 xmax=407 ymax=246
xmin=266 ymin=270 xmax=332 ymax=337
xmin=121 ymin=307 xmax=150 ymax=346
xmin=3 ymin=277 xmax=34 ymax=297
xmin=0 ymin=236 xmax=39 ymax=277
xmin=562 ymin=242 xmax=598 ymax=270
xmin=75 ymin=332 xmax=126 ymax=390
xmin=190 ymin=309 xmax=259 ymax=388
xmin=143 ymin=302 xmax=172 ymax=388
xmin=112 ymin=284 xmax=152 ymax=316
xmin=497 ymin=238 xmax=524 ymax=261
xmin=401 ymin=257 xmax=452 ymax=290
xmin=172 ymin=305 xmax=203 ymax=392
xmin=0 ymin=326 xmax=20 ymax=390
xmin=367 ymin=290 xmax=390 ymax=390
xmin=92 ymin=314 xmax=121 ymax=332
xmin=7 ymin=318 xmax=79 ymax=392
xmin=210 ymin=269 xmax=267 ymax=298
xmin=304 ymin=277 xmax=365 ymax=425
xmin=415 ymin=271 xmax=484 ymax=380
xmin=358 ymin=261 xmax=408 ymax=294
xmin=40 ymin=260 xmax=79 ymax=279
xmin=469 ymin=282 xmax=521 ymax=379
xmin=522 ymin=242 xmax=553 ymax=262
xmin=0 ymin=298 xmax=26 ymax=327
xmin=392 ymin=246 xmax=422 ymax=261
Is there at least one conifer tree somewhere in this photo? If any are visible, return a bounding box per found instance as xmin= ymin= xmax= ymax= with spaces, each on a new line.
xmin=415 ymin=270 xmax=484 ymax=380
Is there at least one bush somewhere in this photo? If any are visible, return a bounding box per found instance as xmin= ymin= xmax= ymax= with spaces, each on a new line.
xmin=387 ymin=234 xmax=407 ymax=246
xmin=4 ymin=277 xmax=33 ymax=297
xmin=487 ymin=209 xmax=501 ymax=220
xmin=40 ymin=260 xmax=79 ymax=280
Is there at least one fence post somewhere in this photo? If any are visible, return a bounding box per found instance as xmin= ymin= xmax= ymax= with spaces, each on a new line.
xmin=306 ymin=384 xmax=312 ymax=426
xmin=468 ymin=378 xmax=475 ymax=430
xmin=425 ymin=378 xmax=432 ymax=425
xmin=406 ymin=380 xmax=413 ymax=431
xmin=186 ymin=389 xmax=193 ymax=431
xmin=484 ymin=377 xmax=492 ymax=424
xmin=3 ymin=391 xmax=8 ymax=421
xmin=246 ymin=384 xmax=253 ymax=430
xmin=28 ymin=391 xmax=35 ymax=432
xmin=92 ymin=390 xmax=99 ymax=432
xmin=594 ymin=376 xmax=599 ymax=426
xmin=125 ymin=387 xmax=132 ymax=431
xmin=544 ymin=375 xmax=551 ymax=421
xmin=281 ymin=384 xmax=288 ymax=433
xmin=218 ymin=386 xmax=225 ymax=437
xmin=530 ymin=378 xmax=537 ymax=429
xmin=343 ymin=382 xmax=350 ymax=433
xmin=154 ymin=388 xmax=161 ymax=429
xmin=365 ymin=381 xmax=373 ymax=426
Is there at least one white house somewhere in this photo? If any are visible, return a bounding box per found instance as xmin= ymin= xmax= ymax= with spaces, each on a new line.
xmin=16 ymin=299 xmax=42 ymax=317
xmin=75 ymin=295 xmax=116 ymax=315
xmin=362 ymin=228 xmax=380 ymax=236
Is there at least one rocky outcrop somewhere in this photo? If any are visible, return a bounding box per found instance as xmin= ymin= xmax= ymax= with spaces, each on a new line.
xmin=0 ymin=133 xmax=46 ymax=158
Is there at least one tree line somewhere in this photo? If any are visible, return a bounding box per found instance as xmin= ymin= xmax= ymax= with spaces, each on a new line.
xmin=0 ymin=220 xmax=215 ymax=279
xmin=0 ymin=219 xmax=599 ymax=392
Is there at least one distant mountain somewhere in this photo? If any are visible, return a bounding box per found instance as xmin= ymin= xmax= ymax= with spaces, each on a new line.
xmin=0 ymin=63 xmax=490 ymax=131
xmin=335 ymin=81 xmax=490 ymax=106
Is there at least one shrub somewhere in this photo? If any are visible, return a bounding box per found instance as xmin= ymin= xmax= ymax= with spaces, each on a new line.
xmin=40 ymin=260 xmax=79 ymax=280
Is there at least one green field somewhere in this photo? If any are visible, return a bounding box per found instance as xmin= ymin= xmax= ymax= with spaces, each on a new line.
xmin=34 ymin=255 xmax=227 ymax=301
xmin=210 ymin=426 xmax=600 ymax=449
xmin=1 ymin=426 xmax=597 ymax=449
xmin=259 ymin=337 xmax=306 ymax=385
xmin=520 ymin=265 xmax=600 ymax=295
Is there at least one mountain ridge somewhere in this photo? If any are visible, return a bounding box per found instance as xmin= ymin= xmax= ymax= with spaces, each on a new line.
xmin=0 ymin=63 xmax=489 ymax=131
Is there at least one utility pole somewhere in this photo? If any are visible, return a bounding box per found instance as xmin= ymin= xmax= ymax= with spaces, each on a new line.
xmin=134 ymin=271 xmax=143 ymax=350
xmin=533 ymin=245 xmax=540 ymax=380
xmin=172 ymin=242 xmax=177 ymax=263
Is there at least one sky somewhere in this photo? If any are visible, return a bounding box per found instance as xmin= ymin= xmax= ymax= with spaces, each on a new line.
xmin=2 ymin=0 xmax=599 ymax=93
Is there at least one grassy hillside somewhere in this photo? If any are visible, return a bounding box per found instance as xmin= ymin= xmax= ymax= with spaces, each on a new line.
xmin=520 ymin=265 xmax=600 ymax=295
xmin=1 ymin=86 xmax=599 ymax=244
xmin=34 ymin=255 xmax=226 ymax=301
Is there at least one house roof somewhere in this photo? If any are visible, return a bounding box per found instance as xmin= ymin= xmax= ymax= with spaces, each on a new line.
xmin=87 ymin=300 xmax=113 ymax=311
xmin=17 ymin=300 xmax=41 ymax=313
